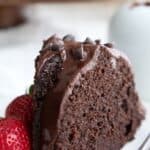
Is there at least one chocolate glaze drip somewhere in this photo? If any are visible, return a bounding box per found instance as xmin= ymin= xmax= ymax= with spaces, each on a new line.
xmin=34 ymin=55 xmax=63 ymax=99
xmin=33 ymin=35 xmax=101 ymax=150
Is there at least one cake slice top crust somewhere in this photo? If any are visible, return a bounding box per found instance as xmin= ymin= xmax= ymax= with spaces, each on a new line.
xmin=34 ymin=34 xmax=130 ymax=100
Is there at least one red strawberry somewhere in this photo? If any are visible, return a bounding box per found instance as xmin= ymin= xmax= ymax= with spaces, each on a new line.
xmin=0 ymin=118 xmax=31 ymax=150
xmin=6 ymin=95 xmax=35 ymax=129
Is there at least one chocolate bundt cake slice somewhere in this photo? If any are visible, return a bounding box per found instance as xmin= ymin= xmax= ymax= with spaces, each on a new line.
xmin=33 ymin=34 xmax=144 ymax=150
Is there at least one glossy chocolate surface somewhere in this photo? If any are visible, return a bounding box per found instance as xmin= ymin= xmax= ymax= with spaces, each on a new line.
xmin=34 ymin=35 xmax=100 ymax=149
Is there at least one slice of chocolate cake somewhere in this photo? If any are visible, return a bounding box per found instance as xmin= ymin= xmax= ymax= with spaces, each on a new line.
xmin=33 ymin=34 xmax=144 ymax=150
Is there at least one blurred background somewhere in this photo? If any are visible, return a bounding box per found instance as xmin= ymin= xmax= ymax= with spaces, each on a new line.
xmin=0 ymin=0 xmax=150 ymax=149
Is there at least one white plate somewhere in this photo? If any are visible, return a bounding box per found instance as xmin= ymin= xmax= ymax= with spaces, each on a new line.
xmin=123 ymin=102 xmax=150 ymax=150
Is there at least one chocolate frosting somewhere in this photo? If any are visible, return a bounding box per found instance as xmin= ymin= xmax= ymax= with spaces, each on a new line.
xmin=34 ymin=35 xmax=101 ymax=149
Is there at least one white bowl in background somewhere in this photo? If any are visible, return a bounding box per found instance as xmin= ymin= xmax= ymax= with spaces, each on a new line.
xmin=109 ymin=3 xmax=150 ymax=101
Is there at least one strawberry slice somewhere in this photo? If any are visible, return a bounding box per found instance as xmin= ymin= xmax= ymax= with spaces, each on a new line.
xmin=0 ymin=118 xmax=31 ymax=150
xmin=6 ymin=95 xmax=35 ymax=129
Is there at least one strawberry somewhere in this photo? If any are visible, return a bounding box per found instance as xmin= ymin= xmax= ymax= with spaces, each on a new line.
xmin=0 ymin=118 xmax=31 ymax=150
xmin=6 ymin=95 xmax=35 ymax=129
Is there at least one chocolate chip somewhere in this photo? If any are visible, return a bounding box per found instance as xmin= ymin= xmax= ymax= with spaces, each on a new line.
xmin=51 ymin=44 xmax=61 ymax=51
xmin=51 ymin=40 xmax=64 ymax=51
xmin=63 ymin=34 xmax=75 ymax=42
xmin=72 ymin=45 xmax=86 ymax=60
xmin=84 ymin=37 xmax=94 ymax=44
xmin=104 ymin=43 xmax=114 ymax=48
xmin=95 ymin=39 xmax=101 ymax=45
